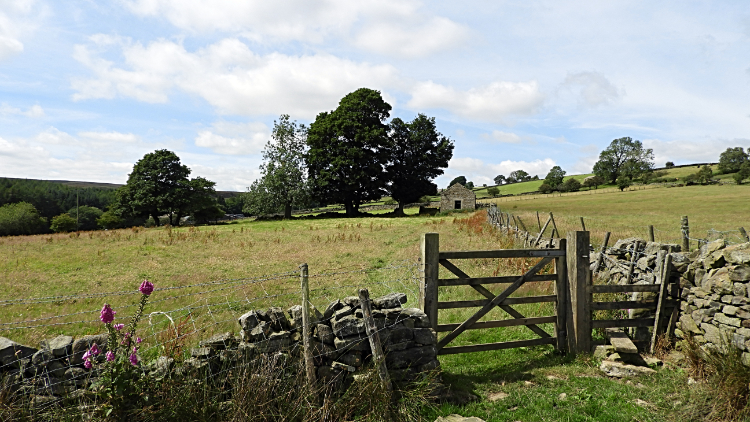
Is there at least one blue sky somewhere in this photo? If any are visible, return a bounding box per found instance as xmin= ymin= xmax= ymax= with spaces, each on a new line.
xmin=1 ymin=1 xmax=749 ymax=191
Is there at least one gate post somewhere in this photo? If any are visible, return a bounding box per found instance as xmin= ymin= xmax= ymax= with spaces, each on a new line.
xmin=554 ymin=238 xmax=568 ymax=353
xmin=420 ymin=233 xmax=439 ymax=331
xmin=567 ymin=231 xmax=592 ymax=354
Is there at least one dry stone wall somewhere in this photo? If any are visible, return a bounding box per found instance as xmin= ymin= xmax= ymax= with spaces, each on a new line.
xmin=0 ymin=292 xmax=440 ymax=404
xmin=594 ymin=237 xmax=750 ymax=361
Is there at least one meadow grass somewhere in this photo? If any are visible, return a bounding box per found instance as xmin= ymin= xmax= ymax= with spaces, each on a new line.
xmin=0 ymin=208 xmax=711 ymax=421
xmin=483 ymin=183 xmax=750 ymax=249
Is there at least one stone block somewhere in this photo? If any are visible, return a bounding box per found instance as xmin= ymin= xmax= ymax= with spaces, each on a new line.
xmin=332 ymin=315 xmax=366 ymax=338
xmin=372 ymin=293 xmax=407 ymax=309
xmin=0 ymin=337 xmax=37 ymax=364
xmin=334 ymin=306 xmax=354 ymax=321
xmin=385 ymin=341 xmax=416 ymax=352
xmin=384 ymin=325 xmax=413 ymax=345
xmin=724 ymin=244 xmax=750 ymax=265
xmin=413 ymin=328 xmax=437 ymax=345
xmin=238 ymin=311 xmax=261 ymax=332
xmin=701 ymin=323 xmax=723 ymax=344
xmin=323 ymin=300 xmax=343 ymax=320
xmin=248 ymin=321 xmax=273 ymax=341
xmin=316 ymin=324 xmax=335 ymax=345
xmin=70 ymin=334 xmax=108 ymax=366
xmin=255 ymin=332 xmax=292 ymax=353
xmin=399 ymin=308 xmax=431 ymax=328
xmin=40 ymin=336 xmax=73 ymax=358
xmin=715 ymin=313 xmax=741 ymax=327
xmin=267 ymin=307 xmax=291 ymax=331
xmin=191 ymin=347 xmax=214 ymax=359
xmin=594 ymin=345 xmax=615 ymax=359
xmin=337 ymin=352 xmax=362 ymax=367
xmin=680 ymin=315 xmax=702 ymax=334
xmin=199 ymin=332 xmax=237 ymax=350
xmin=723 ymin=305 xmax=739 ymax=316
xmin=342 ymin=296 xmax=360 ymax=308
xmin=730 ymin=265 xmax=750 ymax=282
xmin=334 ymin=334 xmax=370 ymax=352
xmin=386 ymin=345 xmax=437 ymax=369
xmin=599 ymin=360 xmax=656 ymax=378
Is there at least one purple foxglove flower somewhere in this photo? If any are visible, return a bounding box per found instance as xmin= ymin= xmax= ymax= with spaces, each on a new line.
xmin=82 ymin=350 xmax=91 ymax=361
xmin=106 ymin=351 xmax=115 ymax=362
xmin=100 ymin=304 xmax=116 ymax=324
xmin=136 ymin=337 xmax=142 ymax=344
xmin=114 ymin=324 xmax=124 ymax=331
xmin=84 ymin=360 xmax=92 ymax=369
xmin=139 ymin=279 xmax=154 ymax=296
xmin=89 ymin=343 xmax=100 ymax=356
xmin=129 ymin=351 xmax=138 ymax=366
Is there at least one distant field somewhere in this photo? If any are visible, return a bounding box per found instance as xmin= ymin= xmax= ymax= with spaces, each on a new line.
xmin=484 ymin=183 xmax=750 ymax=249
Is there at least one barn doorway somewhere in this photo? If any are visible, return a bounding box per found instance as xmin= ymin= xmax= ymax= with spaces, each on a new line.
xmin=454 ymin=200 xmax=461 ymax=209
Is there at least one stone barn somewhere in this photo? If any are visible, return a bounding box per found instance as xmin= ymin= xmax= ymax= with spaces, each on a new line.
xmin=440 ymin=183 xmax=476 ymax=212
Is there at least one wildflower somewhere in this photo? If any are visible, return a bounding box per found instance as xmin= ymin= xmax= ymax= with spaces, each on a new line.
xmin=139 ymin=279 xmax=154 ymax=296
xmin=106 ymin=351 xmax=115 ymax=362
xmin=84 ymin=360 xmax=92 ymax=369
xmin=89 ymin=343 xmax=100 ymax=356
xmin=82 ymin=350 xmax=91 ymax=361
xmin=129 ymin=348 xmax=138 ymax=366
xmin=136 ymin=337 xmax=142 ymax=344
xmin=100 ymin=304 xmax=116 ymax=324
xmin=114 ymin=323 xmax=124 ymax=331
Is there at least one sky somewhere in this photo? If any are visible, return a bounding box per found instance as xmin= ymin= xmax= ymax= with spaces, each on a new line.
xmin=1 ymin=0 xmax=750 ymax=191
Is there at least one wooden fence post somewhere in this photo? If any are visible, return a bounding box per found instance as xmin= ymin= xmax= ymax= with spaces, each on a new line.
xmin=533 ymin=215 xmax=552 ymax=247
xmin=300 ymin=263 xmax=317 ymax=390
xmin=593 ymin=232 xmax=610 ymax=276
xmin=651 ymin=249 xmax=673 ymax=353
xmin=358 ymin=288 xmax=392 ymax=393
xmin=420 ymin=233 xmax=439 ymax=331
xmin=580 ymin=217 xmax=586 ymax=231
xmin=648 ymin=225 xmax=655 ymax=242
xmin=740 ymin=227 xmax=750 ymax=243
xmin=536 ymin=211 xmax=541 ymax=231
xmin=555 ymin=238 xmax=568 ymax=353
xmin=567 ymin=231 xmax=592 ymax=354
xmin=681 ymin=216 xmax=690 ymax=252
xmin=625 ymin=241 xmax=640 ymax=285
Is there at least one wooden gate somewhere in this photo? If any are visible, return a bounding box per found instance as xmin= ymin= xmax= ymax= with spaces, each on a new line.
xmin=419 ymin=233 xmax=570 ymax=355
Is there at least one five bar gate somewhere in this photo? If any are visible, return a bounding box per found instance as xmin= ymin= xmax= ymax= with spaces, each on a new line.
xmin=419 ymin=232 xmax=574 ymax=355
xmin=420 ymin=230 xmax=678 ymax=356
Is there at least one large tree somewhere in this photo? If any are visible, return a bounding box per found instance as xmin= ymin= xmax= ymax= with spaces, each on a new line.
xmin=116 ymin=149 xmax=217 ymax=226
xmin=493 ymin=175 xmax=506 ymax=185
xmin=243 ymin=115 xmax=310 ymax=218
xmin=718 ymin=147 xmax=748 ymax=174
xmin=507 ymin=170 xmax=531 ymax=183
xmin=544 ymin=166 xmax=566 ymax=189
xmin=307 ymin=88 xmax=392 ymax=216
xmin=593 ymin=137 xmax=654 ymax=183
xmin=449 ymin=176 xmax=467 ymax=187
xmin=386 ymin=114 xmax=454 ymax=214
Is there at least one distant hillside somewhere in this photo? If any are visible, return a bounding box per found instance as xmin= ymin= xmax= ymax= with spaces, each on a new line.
xmin=1 ymin=177 xmax=243 ymax=198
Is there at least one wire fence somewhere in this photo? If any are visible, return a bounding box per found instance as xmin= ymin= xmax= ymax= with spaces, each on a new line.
xmin=0 ymin=260 xmax=423 ymax=412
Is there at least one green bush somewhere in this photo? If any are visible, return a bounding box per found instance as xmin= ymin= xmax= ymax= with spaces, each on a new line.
xmin=97 ymin=210 xmax=124 ymax=229
xmin=0 ymin=202 xmax=48 ymax=236
xmin=559 ymin=178 xmax=581 ymax=192
xmin=50 ymin=213 xmax=78 ymax=233
xmin=67 ymin=205 xmax=103 ymax=231
xmin=486 ymin=187 xmax=500 ymax=196
xmin=538 ymin=183 xmax=553 ymax=194
xmin=616 ymin=177 xmax=632 ymax=191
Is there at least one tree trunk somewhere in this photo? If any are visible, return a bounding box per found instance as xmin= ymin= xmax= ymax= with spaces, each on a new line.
xmin=395 ymin=202 xmax=405 ymax=217
xmin=151 ymin=212 xmax=160 ymax=226
xmin=284 ymin=202 xmax=292 ymax=219
xmin=345 ymin=200 xmax=355 ymax=217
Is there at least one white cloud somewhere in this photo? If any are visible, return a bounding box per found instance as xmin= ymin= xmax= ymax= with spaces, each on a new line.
xmin=71 ymin=37 xmax=400 ymax=119
xmin=353 ymin=15 xmax=470 ymax=58
xmin=0 ymin=103 xmax=44 ymax=117
xmin=0 ymin=0 xmax=40 ymax=60
xmin=407 ymin=80 xmax=544 ymax=123
xmin=559 ymin=71 xmax=621 ymax=108
xmin=482 ymin=130 xmax=522 ymax=144
xmin=195 ymin=121 xmax=270 ymax=155
xmin=122 ymin=0 xmax=469 ymax=58
xmin=644 ymin=137 xmax=750 ymax=165
xmin=79 ymin=131 xmax=140 ymax=143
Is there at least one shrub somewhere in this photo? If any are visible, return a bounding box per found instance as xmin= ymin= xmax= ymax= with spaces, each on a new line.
xmin=559 ymin=178 xmax=581 ymax=192
xmin=486 ymin=187 xmax=500 ymax=196
xmin=616 ymin=177 xmax=631 ymax=191
xmin=50 ymin=213 xmax=78 ymax=233
xmin=97 ymin=210 xmax=124 ymax=229
xmin=538 ymin=183 xmax=553 ymax=194
xmin=383 ymin=199 xmax=397 ymax=205
xmin=582 ymin=175 xmax=605 ymax=190
xmin=418 ymin=195 xmax=432 ymax=203
xmin=67 ymin=205 xmax=103 ymax=231
xmin=0 ymin=202 xmax=47 ymax=236
xmin=665 ymin=161 xmax=675 ymax=168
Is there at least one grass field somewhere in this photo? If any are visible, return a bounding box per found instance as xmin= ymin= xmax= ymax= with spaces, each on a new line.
xmin=483 ymin=183 xmax=750 ymax=249
xmin=1 ymin=209 xmax=701 ymax=421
